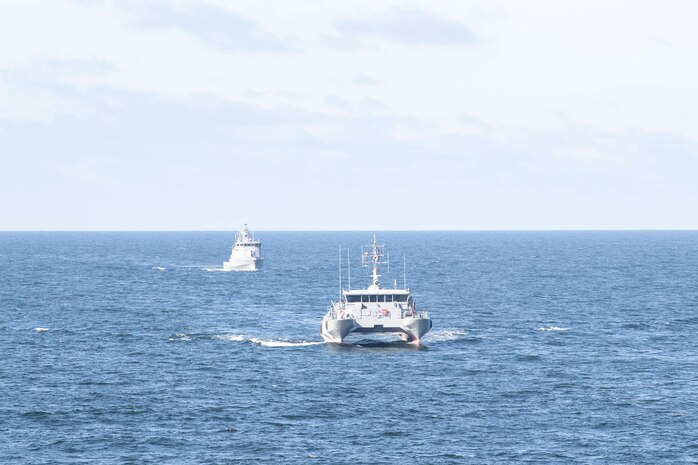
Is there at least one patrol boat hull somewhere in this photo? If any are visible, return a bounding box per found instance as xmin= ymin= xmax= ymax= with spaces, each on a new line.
xmin=223 ymin=257 xmax=263 ymax=271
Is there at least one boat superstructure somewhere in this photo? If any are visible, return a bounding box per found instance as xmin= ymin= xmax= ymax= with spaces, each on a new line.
xmin=320 ymin=236 xmax=432 ymax=344
xmin=223 ymin=224 xmax=263 ymax=271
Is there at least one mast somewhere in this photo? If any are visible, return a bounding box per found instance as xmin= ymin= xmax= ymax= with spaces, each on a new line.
xmin=403 ymin=253 xmax=407 ymax=289
xmin=347 ymin=248 xmax=351 ymax=290
xmin=338 ymin=245 xmax=342 ymax=300
xmin=362 ymin=235 xmax=387 ymax=290
xmin=371 ymin=236 xmax=380 ymax=288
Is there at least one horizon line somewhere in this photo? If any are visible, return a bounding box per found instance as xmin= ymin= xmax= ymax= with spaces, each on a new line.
xmin=2 ymin=229 xmax=698 ymax=233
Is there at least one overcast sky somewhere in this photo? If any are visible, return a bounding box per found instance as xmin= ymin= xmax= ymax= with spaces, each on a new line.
xmin=1 ymin=0 xmax=698 ymax=230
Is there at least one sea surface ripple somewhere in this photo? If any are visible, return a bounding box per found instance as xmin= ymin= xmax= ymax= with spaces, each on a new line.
xmin=1 ymin=231 xmax=698 ymax=464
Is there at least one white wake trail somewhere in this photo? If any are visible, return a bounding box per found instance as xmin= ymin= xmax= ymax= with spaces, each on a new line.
xmin=213 ymin=333 xmax=324 ymax=347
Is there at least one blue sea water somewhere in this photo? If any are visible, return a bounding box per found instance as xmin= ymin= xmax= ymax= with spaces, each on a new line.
xmin=2 ymin=231 xmax=698 ymax=464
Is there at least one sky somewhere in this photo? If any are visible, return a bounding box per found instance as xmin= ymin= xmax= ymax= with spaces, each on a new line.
xmin=1 ymin=0 xmax=698 ymax=230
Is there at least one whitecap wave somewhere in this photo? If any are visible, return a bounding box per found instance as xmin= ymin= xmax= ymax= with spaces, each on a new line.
xmin=537 ymin=326 xmax=570 ymax=332
xmin=33 ymin=327 xmax=49 ymax=332
xmin=169 ymin=332 xmax=192 ymax=341
xmin=153 ymin=266 xmax=166 ymax=271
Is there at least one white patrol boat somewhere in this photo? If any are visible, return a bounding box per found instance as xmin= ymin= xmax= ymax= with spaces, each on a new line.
xmin=223 ymin=224 xmax=263 ymax=271
xmin=320 ymin=236 xmax=432 ymax=344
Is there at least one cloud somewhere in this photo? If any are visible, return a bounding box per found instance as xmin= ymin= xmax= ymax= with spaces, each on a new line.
xmin=3 ymin=81 xmax=698 ymax=230
xmin=2 ymin=0 xmax=698 ymax=229
xmin=127 ymin=1 xmax=291 ymax=52
xmin=0 ymin=75 xmax=92 ymax=123
xmin=332 ymin=8 xmax=478 ymax=47
xmin=57 ymin=158 xmax=114 ymax=185
xmin=352 ymin=73 xmax=379 ymax=86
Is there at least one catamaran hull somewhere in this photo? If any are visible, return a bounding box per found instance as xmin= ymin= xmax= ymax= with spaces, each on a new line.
xmin=321 ymin=318 xmax=355 ymax=343
xmin=223 ymin=258 xmax=263 ymax=271
xmin=321 ymin=317 xmax=432 ymax=344
xmin=397 ymin=318 xmax=433 ymax=342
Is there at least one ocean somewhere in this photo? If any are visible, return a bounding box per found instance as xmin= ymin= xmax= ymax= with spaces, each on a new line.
xmin=1 ymin=231 xmax=698 ymax=464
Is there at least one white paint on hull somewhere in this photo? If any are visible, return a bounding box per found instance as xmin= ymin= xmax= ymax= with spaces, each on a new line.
xmin=223 ymin=257 xmax=263 ymax=271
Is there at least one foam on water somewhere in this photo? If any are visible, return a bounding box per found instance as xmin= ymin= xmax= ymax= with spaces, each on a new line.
xmin=210 ymin=333 xmax=324 ymax=347
xmin=217 ymin=330 xmax=473 ymax=347
xmin=212 ymin=334 xmax=247 ymax=342
xmin=537 ymin=326 xmax=570 ymax=332
xmin=32 ymin=327 xmax=49 ymax=332
xmin=249 ymin=338 xmax=325 ymax=347
xmin=153 ymin=266 xmax=166 ymax=271
xmin=428 ymin=329 xmax=469 ymax=341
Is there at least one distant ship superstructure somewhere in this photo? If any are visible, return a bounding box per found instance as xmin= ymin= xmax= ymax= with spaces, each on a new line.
xmin=320 ymin=236 xmax=432 ymax=344
xmin=223 ymin=224 xmax=263 ymax=271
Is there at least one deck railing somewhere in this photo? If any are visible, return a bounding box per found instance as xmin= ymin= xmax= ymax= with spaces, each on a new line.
xmin=327 ymin=302 xmax=429 ymax=320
